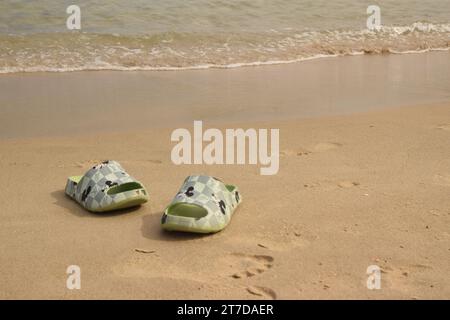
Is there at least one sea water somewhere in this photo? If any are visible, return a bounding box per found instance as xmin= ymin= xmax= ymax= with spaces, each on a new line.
xmin=0 ymin=0 xmax=449 ymax=73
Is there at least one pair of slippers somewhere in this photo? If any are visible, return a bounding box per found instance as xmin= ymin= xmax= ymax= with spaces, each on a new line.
xmin=65 ymin=160 xmax=241 ymax=234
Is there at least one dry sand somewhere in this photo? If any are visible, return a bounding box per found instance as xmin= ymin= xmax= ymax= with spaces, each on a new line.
xmin=0 ymin=52 xmax=449 ymax=299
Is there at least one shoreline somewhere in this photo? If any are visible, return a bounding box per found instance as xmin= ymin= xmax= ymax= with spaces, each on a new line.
xmin=1 ymin=46 xmax=449 ymax=75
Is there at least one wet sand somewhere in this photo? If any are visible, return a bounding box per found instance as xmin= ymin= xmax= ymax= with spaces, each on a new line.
xmin=0 ymin=51 xmax=449 ymax=138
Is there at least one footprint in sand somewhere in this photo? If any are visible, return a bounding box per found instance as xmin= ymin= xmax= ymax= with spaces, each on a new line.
xmin=303 ymin=182 xmax=320 ymax=189
xmin=281 ymin=143 xmax=342 ymax=157
xmin=55 ymin=160 xmax=101 ymax=169
xmin=280 ymin=148 xmax=311 ymax=157
xmin=303 ymin=180 xmax=360 ymax=191
xmin=435 ymin=124 xmax=450 ymax=131
xmin=147 ymin=159 xmax=163 ymax=164
xmin=77 ymin=160 xmax=104 ymax=168
xmin=337 ymin=181 xmax=360 ymax=188
xmin=115 ymin=251 xmax=274 ymax=284
xmin=380 ymin=263 xmax=433 ymax=292
xmin=9 ymin=162 xmax=31 ymax=167
xmin=122 ymin=159 xmax=163 ymax=166
xmin=433 ymin=174 xmax=450 ymax=187
xmin=313 ymin=142 xmax=342 ymax=153
xmin=246 ymin=286 xmax=277 ymax=300
xmin=227 ymin=253 xmax=274 ymax=279
xmin=225 ymin=232 xmax=310 ymax=253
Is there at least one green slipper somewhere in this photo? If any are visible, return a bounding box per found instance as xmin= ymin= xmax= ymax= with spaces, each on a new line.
xmin=162 ymin=175 xmax=242 ymax=233
xmin=65 ymin=160 xmax=148 ymax=212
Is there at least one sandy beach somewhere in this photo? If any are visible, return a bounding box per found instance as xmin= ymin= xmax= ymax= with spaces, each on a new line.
xmin=0 ymin=51 xmax=450 ymax=299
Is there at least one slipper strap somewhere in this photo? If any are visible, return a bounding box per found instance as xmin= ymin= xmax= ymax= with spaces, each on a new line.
xmin=75 ymin=160 xmax=139 ymax=211
xmin=169 ymin=175 xmax=239 ymax=219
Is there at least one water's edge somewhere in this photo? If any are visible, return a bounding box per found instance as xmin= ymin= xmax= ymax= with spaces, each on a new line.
xmin=1 ymin=22 xmax=449 ymax=74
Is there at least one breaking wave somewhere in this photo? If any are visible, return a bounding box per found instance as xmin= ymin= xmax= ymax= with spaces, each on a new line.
xmin=0 ymin=22 xmax=449 ymax=73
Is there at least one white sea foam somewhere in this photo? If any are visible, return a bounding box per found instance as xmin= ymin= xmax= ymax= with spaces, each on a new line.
xmin=0 ymin=22 xmax=449 ymax=74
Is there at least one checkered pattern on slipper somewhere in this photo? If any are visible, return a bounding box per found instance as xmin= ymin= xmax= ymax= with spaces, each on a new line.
xmin=65 ymin=160 xmax=148 ymax=212
xmin=162 ymin=175 xmax=241 ymax=233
